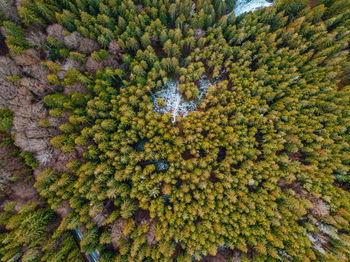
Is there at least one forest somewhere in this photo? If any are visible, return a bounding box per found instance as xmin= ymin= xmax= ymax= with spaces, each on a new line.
xmin=0 ymin=0 xmax=349 ymax=261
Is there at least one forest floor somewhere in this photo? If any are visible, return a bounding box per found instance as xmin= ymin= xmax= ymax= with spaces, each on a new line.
xmin=0 ymin=38 xmax=9 ymax=56
xmin=0 ymin=133 xmax=39 ymax=205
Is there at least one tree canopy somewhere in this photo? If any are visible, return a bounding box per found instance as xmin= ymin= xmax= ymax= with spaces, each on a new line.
xmin=0 ymin=0 xmax=349 ymax=261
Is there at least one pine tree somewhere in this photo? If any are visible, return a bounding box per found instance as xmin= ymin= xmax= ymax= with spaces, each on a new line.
xmin=141 ymin=32 xmax=151 ymax=48
xmin=6 ymin=1 xmax=350 ymax=261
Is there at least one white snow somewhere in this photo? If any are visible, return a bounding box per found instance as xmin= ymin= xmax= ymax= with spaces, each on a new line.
xmin=35 ymin=150 xmax=53 ymax=165
xmin=307 ymin=233 xmax=326 ymax=255
xmin=152 ymin=77 xmax=211 ymax=123
xmin=313 ymin=243 xmax=326 ymax=255
xmin=150 ymin=190 xmax=158 ymax=196
xmin=234 ymin=0 xmax=273 ymax=16
xmin=156 ymin=160 xmax=169 ymax=171
xmin=307 ymin=234 xmax=317 ymax=243
xmin=318 ymin=224 xmax=338 ymax=240
xmin=73 ymin=228 xmax=99 ymax=261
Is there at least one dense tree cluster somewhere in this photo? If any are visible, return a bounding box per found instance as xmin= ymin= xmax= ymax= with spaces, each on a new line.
xmin=0 ymin=202 xmax=84 ymax=262
xmin=0 ymin=113 xmax=84 ymax=261
xmin=0 ymin=0 xmax=349 ymax=261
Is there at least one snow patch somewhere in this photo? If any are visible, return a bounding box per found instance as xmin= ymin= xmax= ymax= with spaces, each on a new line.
xmin=152 ymin=77 xmax=211 ymax=123
xmin=73 ymin=228 xmax=100 ymax=262
xmin=155 ymin=160 xmax=169 ymax=172
xmin=234 ymin=0 xmax=273 ymax=16
xmin=307 ymin=233 xmax=327 ymax=255
xmin=35 ymin=150 xmax=53 ymax=165
xmin=318 ymin=224 xmax=338 ymax=240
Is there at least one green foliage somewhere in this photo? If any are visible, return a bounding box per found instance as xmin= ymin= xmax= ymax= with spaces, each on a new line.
xmin=38 ymin=119 xmax=51 ymax=128
xmin=69 ymin=51 xmax=87 ymax=63
xmin=3 ymin=21 xmax=29 ymax=54
xmin=0 ymin=116 xmax=84 ymax=261
xmin=0 ymin=109 xmax=13 ymax=132
xmin=0 ymin=202 xmax=84 ymax=262
xmin=44 ymin=61 xmax=62 ymax=73
xmin=19 ymin=151 xmax=39 ymax=170
xmin=91 ymin=49 xmax=110 ymax=62
xmin=18 ymin=0 xmax=58 ymax=26
xmin=45 ymin=36 xmax=67 ymax=60
xmin=47 ymin=74 xmax=60 ymax=85
xmin=41 ymin=229 xmax=85 ymax=262
xmin=6 ymin=0 xmax=350 ymax=261
xmin=35 ymin=168 xmax=76 ymax=209
xmin=6 ymin=75 xmax=21 ymax=83
xmin=44 ymin=94 xmax=68 ymax=108
xmin=0 ymin=202 xmax=55 ymax=259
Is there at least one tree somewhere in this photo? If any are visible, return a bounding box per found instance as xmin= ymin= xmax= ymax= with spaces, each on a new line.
xmin=127 ymin=37 xmax=139 ymax=52
xmin=6 ymin=1 xmax=350 ymax=261
xmin=163 ymin=39 xmax=172 ymax=57
xmin=3 ymin=21 xmax=30 ymax=54
xmin=141 ymin=32 xmax=151 ymax=49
